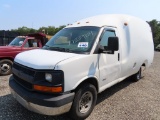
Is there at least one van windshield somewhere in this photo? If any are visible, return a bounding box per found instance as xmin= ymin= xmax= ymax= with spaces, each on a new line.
xmin=43 ymin=26 xmax=100 ymax=53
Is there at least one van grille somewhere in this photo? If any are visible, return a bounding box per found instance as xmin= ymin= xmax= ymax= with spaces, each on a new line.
xmin=13 ymin=75 xmax=33 ymax=90
xmin=13 ymin=63 xmax=35 ymax=77
xmin=12 ymin=62 xmax=35 ymax=90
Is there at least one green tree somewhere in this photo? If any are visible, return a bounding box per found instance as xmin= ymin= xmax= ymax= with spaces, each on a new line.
xmin=148 ymin=19 xmax=160 ymax=47
xmin=54 ymin=25 xmax=66 ymax=34
xmin=38 ymin=25 xmax=65 ymax=35
xmin=11 ymin=25 xmax=65 ymax=36
xmin=29 ymin=28 xmax=37 ymax=33
xmin=11 ymin=26 xmax=37 ymax=35
xmin=38 ymin=26 xmax=48 ymax=34
xmin=38 ymin=26 xmax=55 ymax=35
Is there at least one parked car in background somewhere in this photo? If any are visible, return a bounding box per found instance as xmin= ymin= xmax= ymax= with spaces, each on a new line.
xmin=0 ymin=33 xmax=47 ymax=76
xmin=155 ymin=44 xmax=160 ymax=51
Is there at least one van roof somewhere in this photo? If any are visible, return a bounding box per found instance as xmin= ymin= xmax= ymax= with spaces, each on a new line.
xmin=66 ymin=14 xmax=144 ymax=28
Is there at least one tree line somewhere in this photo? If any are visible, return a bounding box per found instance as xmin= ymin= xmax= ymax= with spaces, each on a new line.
xmin=10 ymin=20 xmax=160 ymax=47
xmin=147 ymin=20 xmax=160 ymax=47
xmin=11 ymin=25 xmax=66 ymax=36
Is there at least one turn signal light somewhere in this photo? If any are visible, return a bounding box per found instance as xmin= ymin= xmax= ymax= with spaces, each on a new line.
xmin=33 ymin=85 xmax=62 ymax=93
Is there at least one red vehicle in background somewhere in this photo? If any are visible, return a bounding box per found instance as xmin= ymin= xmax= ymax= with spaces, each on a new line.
xmin=0 ymin=33 xmax=47 ymax=75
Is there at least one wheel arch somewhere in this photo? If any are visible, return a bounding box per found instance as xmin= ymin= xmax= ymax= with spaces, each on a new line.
xmin=72 ymin=77 xmax=99 ymax=93
xmin=141 ymin=60 xmax=148 ymax=71
xmin=0 ymin=57 xmax=14 ymax=62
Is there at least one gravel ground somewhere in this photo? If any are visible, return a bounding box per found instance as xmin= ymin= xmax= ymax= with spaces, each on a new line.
xmin=0 ymin=52 xmax=160 ymax=120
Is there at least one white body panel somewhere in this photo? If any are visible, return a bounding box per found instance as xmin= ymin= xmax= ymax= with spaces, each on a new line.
xmin=68 ymin=14 xmax=154 ymax=77
xmin=15 ymin=49 xmax=79 ymax=69
xmin=14 ymin=14 xmax=154 ymax=93
xmin=54 ymin=54 xmax=100 ymax=91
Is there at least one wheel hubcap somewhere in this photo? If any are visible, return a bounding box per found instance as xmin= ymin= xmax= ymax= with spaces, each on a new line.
xmin=0 ymin=63 xmax=10 ymax=73
xmin=79 ymin=91 xmax=93 ymax=113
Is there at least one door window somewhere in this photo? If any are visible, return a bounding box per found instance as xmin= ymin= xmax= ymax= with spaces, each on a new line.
xmin=100 ymin=30 xmax=116 ymax=47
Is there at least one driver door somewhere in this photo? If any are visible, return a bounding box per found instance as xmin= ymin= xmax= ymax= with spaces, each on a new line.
xmin=99 ymin=27 xmax=121 ymax=88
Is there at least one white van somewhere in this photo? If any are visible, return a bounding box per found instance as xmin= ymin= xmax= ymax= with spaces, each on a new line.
xmin=9 ymin=14 xmax=154 ymax=120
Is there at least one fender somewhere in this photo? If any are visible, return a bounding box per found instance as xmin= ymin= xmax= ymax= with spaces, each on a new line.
xmin=72 ymin=75 xmax=100 ymax=92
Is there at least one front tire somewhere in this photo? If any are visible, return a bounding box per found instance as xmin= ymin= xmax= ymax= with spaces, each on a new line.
xmin=69 ymin=83 xmax=97 ymax=120
xmin=0 ymin=59 xmax=13 ymax=76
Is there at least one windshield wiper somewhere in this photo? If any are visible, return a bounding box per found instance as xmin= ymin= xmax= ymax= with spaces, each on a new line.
xmin=49 ymin=47 xmax=73 ymax=52
xmin=44 ymin=45 xmax=50 ymax=47
xmin=65 ymin=48 xmax=74 ymax=53
xmin=43 ymin=45 xmax=50 ymax=49
xmin=49 ymin=47 xmax=64 ymax=51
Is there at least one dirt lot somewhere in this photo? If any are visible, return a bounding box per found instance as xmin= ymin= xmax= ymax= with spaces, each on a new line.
xmin=0 ymin=52 xmax=160 ymax=120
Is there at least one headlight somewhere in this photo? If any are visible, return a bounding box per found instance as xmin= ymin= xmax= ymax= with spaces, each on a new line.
xmin=34 ymin=71 xmax=64 ymax=93
xmin=45 ymin=73 xmax=52 ymax=82
xmin=35 ymin=70 xmax=64 ymax=85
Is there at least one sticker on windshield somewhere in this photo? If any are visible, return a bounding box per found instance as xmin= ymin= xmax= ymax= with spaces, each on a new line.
xmin=78 ymin=42 xmax=88 ymax=48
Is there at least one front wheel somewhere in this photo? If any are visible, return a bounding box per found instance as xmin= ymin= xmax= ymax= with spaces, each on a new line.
xmin=69 ymin=83 xmax=97 ymax=120
xmin=0 ymin=59 xmax=13 ymax=76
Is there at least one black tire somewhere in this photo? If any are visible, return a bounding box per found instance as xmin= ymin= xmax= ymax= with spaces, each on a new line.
xmin=0 ymin=59 xmax=13 ymax=76
xmin=69 ymin=83 xmax=97 ymax=120
xmin=131 ymin=67 xmax=142 ymax=82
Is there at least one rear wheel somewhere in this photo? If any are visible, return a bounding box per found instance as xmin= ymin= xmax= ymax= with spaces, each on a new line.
xmin=0 ymin=59 xmax=13 ymax=76
xmin=69 ymin=83 xmax=97 ymax=120
xmin=131 ymin=67 xmax=142 ymax=82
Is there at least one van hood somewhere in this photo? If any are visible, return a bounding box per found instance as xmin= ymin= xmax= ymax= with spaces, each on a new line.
xmin=14 ymin=49 xmax=79 ymax=69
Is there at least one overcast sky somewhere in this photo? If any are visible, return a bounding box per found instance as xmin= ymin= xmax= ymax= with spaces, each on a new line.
xmin=0 ymin=0 xmax=160 ymax=30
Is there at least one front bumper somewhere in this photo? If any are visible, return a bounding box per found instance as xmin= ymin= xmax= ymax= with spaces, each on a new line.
xmin=9 ymin=76 xmax=75 ymax=115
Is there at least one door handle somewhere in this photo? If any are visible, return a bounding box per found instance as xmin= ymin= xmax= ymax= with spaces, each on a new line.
xmin=118 ymin=53 xmax=120 ymax=61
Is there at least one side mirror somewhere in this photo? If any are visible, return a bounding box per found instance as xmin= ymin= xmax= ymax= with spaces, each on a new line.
xmin=108 ymin=37 xmax=119 ymax=51
xmin=99 ymin=45 xmax=105 ymax=53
